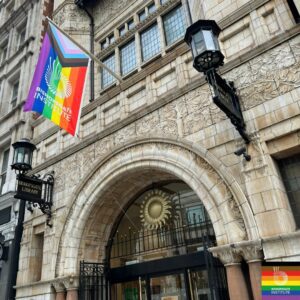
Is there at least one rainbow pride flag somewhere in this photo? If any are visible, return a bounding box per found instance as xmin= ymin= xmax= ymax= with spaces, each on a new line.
xmin=262 ymin=265 xmax=300 ymax=300
xmin=24 ymin=23 xmax=90 ymax=136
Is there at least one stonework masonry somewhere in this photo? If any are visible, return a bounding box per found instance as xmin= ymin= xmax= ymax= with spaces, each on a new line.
xmin=0 ymin=0 xmax=297 ymax=299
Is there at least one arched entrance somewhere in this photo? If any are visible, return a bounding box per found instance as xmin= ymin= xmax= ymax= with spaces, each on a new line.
xmin=99 ymin=181 xmax=229 ymax=300
xmin=54 ymin=137 xmax=258 ymax=299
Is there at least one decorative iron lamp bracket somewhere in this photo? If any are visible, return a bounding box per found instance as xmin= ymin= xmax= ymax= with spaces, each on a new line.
xmin=14 ymin=172 xmax=54 ymax=227
xmin=184 ymin=20 xmax=251 ymax=160
xmin=205 ymin=68 xmax=250 ymax=144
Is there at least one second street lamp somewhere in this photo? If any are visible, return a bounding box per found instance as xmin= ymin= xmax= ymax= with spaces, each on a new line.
xmin=184 ymin=20 xmax=224 ymax=73
xmin=185 ymin=20 xmax=251 ymax=157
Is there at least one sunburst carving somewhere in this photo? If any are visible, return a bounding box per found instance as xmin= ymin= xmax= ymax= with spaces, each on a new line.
xmin=140 ymin=189 xmax=178 ymax=230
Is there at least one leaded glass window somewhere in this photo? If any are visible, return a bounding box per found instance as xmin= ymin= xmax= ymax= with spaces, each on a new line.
xmin=101 ymin=40 xmax=108 ymax=50
xmin=139 ymin=10 xmax=146 ymax=22
xmin=0 ymin=207 xmax=11 ymax=225
xmin=120 ymin=39 xmax=136 ymax=75
xmin=101 ymin=54 xmax=116 ymax=88
xmin=128 ymin=19 xmax=135 ymax=30
xmin=108 ymin=34 xmax=115 ymax=44
xmin=148 ymin=2 xmax=156 ymax=14
xmin=278 ymin=154 xmax=300 ymax=228
xmin=141 ymin=23 xmax=161 ymax=61
xmin=11 ymin=80 xmax=19 ymax=108
xmin=119 ymin=25 xmax=126 ymax=37
xmin=163 ymin=5 xmax=185 ymax=46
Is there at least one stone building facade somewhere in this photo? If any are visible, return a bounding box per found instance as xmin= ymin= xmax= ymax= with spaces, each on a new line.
xmin=0 ymin=0 xmax=53 ymax=299
xmin=8 ymin=0 xmax=300 ymax=299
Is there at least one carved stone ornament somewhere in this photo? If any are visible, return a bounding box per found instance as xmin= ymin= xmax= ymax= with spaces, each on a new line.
xmin=209 ymin=244 xmax=243 ymax=266
xmin=94 ymin=0 xmax=135 ymax=28
xmin=52 ymin=280 xmax=65 ymax=293
xmin=233 ymin=240 xmax=263 ymax=263
xmin=236 ymin=41 xmax=299 ymax=110
xmin=242 ymin=132 xmax=267 ymax=175
xmin=62 ymin=274 xmax=79 ymax=290
xmin=140 ymin=189 xmax=179 ymax=229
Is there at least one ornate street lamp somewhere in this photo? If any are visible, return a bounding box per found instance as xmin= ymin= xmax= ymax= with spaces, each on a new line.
xmin=8 ymin=139 xmax=54 ymax=299
xmin=11 ymin=138 xmax=36 ymax=174
xmin=11 ymin=138 xmax=54 ymax=224
xmin=185 ymin=20 xmax=251 ymax=160
xmin=184 ymin=20 xmax=224 ymax=73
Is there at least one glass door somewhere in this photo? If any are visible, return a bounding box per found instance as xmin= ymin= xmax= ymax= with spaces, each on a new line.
xmin=150 ymin=273 xmax=187 ymax=300
xmin=188 ymin=269 xmax=211 ymax=300
xmin=111 ymin=277 xmax=147 ymax=300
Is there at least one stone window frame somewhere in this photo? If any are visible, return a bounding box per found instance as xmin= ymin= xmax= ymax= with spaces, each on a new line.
xmin=140 ymin=22 xmax=161 ymax=62
xmin=0 ymin=38 xmax=8 ymax=65
xmin=10 ymin=79 xmax=19 ymax=108
xmin=4 ymin=0 xmax=14 ymax=21
xmin=117 ymin=17 xmax=136 ymax=40
xmin=277 ymin=154 xmax=300 ymax=229
xmin=101 ymin=52 xmax=116 ymax=89
xmin=99 ymin=0 xmax=185 ymax=91
xmin=16 ymin=18 xmax=27 ymax=50
xmin=0 ymin=206 xmax=11 ymax=225
xmin=100 ymin=32 xmax=115 ymax=50
xmin=287 ymin=0 xmax=300 ymax=23
xmin=0 ymin=148 xmax=9 ymax=195
xmin=162 ymin=4 xmax=186 ymax=46
xmin=120 ymin=38 xmax=137 ymax=76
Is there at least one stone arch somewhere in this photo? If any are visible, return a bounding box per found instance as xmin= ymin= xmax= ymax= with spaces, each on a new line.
xmin=55 ymin=136 xmax=258 ymax=277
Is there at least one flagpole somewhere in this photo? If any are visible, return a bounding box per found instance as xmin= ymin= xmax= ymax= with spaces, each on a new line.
xmin=46 ymin=17 xmax=123 ymax=83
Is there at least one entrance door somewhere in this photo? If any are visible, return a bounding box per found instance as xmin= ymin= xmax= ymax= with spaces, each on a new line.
xmin=111 ymin=273 xmax=188 ymax=300
xmin=189 ymin=269 xmax=211 ymax=300
xmin=109 ymin=252 xmax=229 ymax=300
xmin=111 ymin=278 xmax=147 ymax=300
xmin=150 ymin=273 xmax=187 ymax=300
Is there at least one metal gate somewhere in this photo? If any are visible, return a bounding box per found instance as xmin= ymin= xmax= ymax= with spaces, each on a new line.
xmin=79 ymin=261 xmax=108 ymax=300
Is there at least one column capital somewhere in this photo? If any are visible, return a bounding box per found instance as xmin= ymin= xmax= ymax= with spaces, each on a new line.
xmin=233 ymin=240 xmax=263 ymax=263
xmin=209 ymin=245 xmax=243 ymax=266
xmin=61 ymin=275 xmax=79 ymax=291
xmin=52 ymin=280 xmax=65 ymax=293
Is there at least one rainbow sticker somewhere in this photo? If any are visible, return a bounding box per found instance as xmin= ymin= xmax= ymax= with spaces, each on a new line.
xmin=262 ymin=264 xmax=300 ymax=299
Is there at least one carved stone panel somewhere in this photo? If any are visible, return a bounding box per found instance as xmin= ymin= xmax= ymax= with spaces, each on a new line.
xmin=94 ymin=0 xmax=135 ymax=28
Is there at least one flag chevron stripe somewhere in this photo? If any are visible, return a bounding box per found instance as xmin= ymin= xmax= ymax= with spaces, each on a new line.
xmin=50 ymin=24 xmax=88 ymax=57
xmin=48 ymin=24 xmax=89 ymax=67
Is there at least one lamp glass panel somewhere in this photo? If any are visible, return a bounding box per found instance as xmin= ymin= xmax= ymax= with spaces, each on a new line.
xmin=203 ymin=30 xmax=217 ymax=50
xmin=192 ymin=31 xmax=205 ymax=56
xmin=13 ymin=149 xmax=18 ymax=165
xmin=24 ymin=148 xmax=30 ymax=165
xmin=17 ymin=147 xmax=24 ymax=163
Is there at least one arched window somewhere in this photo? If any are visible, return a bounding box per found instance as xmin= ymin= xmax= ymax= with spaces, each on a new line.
xmin=108 ymin=181 xmax=216 ymax=268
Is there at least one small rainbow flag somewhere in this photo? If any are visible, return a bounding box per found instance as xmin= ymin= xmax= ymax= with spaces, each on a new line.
xmin=24 ymin=22 xmax=90 ymax=136
xmin=262 ymin=264 xmax=300 ymax=300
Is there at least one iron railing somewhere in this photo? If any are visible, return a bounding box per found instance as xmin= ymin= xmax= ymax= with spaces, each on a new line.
xmin=110 ymin=218 xmax=216 ymax=259
xmin=79 ymin=261 xmax=108 ymax=300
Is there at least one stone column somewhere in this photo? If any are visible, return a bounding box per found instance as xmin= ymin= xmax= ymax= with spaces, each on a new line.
xmin=235 ymin=240 xmax=263 ymax=300
xmin=66 ymin=289 xmax=78 ymax=300
xmin=210 ymin=245 xmax=251 ymax=300
xmin=63 ymin=275 xmax=79 ymax=300
xmin=52 ymin=281 xmax=66 ymax=300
